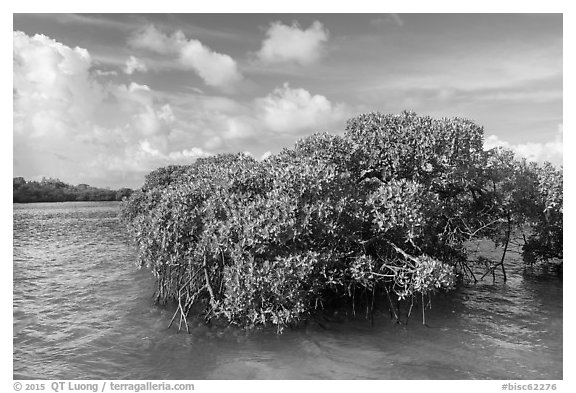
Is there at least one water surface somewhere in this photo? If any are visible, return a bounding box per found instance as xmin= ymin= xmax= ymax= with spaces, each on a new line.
xmin=13 ymin=202 xmax=562 ymax=379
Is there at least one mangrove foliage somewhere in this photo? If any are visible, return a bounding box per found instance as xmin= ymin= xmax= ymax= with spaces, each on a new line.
xmin=120 ymin=111 xmax=563 ymax=332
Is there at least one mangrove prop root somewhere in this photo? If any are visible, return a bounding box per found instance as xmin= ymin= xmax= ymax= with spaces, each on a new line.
xmin=370 ymin=286 xmax=376 ymax=326
xmin=371 ymin=287 xmax=376 ymax=313
xmin=385 ymin=287 xmax=399 ymax=322
xmin=421 ymin=293 xmax=426 ymax=326
xmin=499 ymin=217 xmax=511 ymax=282
xmin=352 ymin=287 xmax=356 ymax=317
xmin=480 ymin=260 xmax=506 ymax=282
xmin=204 ymin=267 xmax=216 ymax=308
xmin=407 ymin=296 xmax=414 ymax=325
xmin=203 ymin=256 xmax=218 ymax=317
xmin=167 ymin=269 xmax=205 ymax=333
xmin=179 ymin=298 xmax=190 ymax=333
xmin=481 ymin=217 xmax=511 ymax=283
xmin=460 ymin=260 xmax=478 ymax=283
xmin=168 ymin=307 xmax=180 ymax=330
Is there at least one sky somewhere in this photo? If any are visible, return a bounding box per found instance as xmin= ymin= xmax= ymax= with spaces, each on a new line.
xmin=12 ymin=13 xmax=563 ymax=189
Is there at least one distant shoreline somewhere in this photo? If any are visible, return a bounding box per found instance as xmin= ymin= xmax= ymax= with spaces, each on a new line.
xmin=13 ymin=200 xmax=124 ymax=204
xmin=13 ymin=177 xmax=134 ymax=204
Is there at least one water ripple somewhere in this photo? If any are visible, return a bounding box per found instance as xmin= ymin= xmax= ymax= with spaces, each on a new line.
xmin=13 ymin=202 xmax=562 ymax=379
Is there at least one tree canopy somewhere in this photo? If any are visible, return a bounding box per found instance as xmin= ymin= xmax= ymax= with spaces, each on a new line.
xmin=13 ymin=177 xmax=134 ymax=203
xmin=120 ymin=111 xmax=563 ymax=332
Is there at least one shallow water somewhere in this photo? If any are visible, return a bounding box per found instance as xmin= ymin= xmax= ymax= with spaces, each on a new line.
xmin=13 ymin=202 xmax=562 ymax=379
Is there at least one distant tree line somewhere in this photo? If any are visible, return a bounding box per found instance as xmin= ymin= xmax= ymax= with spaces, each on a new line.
xmin=13 ymin=177 xmax=134 ymax=203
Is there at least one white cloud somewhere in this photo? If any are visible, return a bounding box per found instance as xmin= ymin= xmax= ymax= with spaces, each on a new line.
xmin=484 ymin=135 xmax=512 ymax=150
xmin=159 ymin=93 xmax=256 ymax=148
xmin=133 ymin=107 xmax=167 ymax=137
xmin=113 ymin=82 xmax=154 ymax=110
xmin=255 ymin=83 xmax=347 ymax=134
xmin=95 ymin=142 xmax=212 ymax=175
xmin=127 ymin=81 xmax=151 ymax=92
xmin=94 ymin=69 xmax=118 ymax=77
xmin=13 ymin=31 xmax=349 ymax=188
xmin=138 ymin=140 xmax=210 ymax=162
xmin=179 ymin=39 xmax=242 ymax=87
xmin=128 ymin=24 xmax=183 ymax=54
xmin=124 ymin=55 xmax=148 ymax=74
xmin=151 ymin=84 xmax=348 ymax=155
xmin=167 ymin=147 xmax=211 ymax=161
xmin=13 ymin=31 xmax=104 ymax=138
xmin=257 ymin=21 xmax=329 ymax=65
xmin=13 ymin=31 xmax=211 ymax=187
xmin=484 ymin=124 xmax=563 ymax=166
xmin=157 ymin=104 xmax=175 ymax=123
xmin=129 ymin=24 xmax=241 ymax=88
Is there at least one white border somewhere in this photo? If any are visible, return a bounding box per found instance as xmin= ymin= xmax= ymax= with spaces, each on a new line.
xmin=4 ymin=3 xmax=573 ymax=391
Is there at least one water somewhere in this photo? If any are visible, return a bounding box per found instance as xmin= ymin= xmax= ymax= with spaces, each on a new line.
xmin=13 ymin=202 xmax=562 ymax=379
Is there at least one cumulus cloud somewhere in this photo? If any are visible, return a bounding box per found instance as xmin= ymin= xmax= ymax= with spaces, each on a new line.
xmin=179 ymin=40 xmax=242 ymax=87
xmin=129 ymin=24 xmax=242 ymax=88
xmin=138 ymin=140 xmax=210 ymax=162
xmin=157 ymin=104 xmax=175 ymax=123
xmin=14 ymin=31 xmax=350 ymax=188
xmin=94 ymin=142 xmax=212 ymax=176
xmin=484 ymin=124 xmax=563 ymax=166
xmin=13 ymin=31 xmax=104 ymax=138
xmin=13 ymin=31 xmax=211 ymax=187
xmin=256 ymin=21 xmax=329 ymax=65
xmin=124 ymin=55 xmax=148 ymax=74
xmin=255 ymin=83 xmax=347 ymax=134
xmin=162 ymin=84 xmax=348 ymax=145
